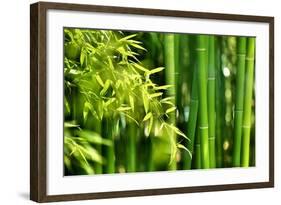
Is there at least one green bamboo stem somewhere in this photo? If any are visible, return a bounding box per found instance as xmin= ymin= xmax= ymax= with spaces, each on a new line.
xmin=194 ymin=126 xmax=201 ymax=169
xmin=103 ymin=117 xmax=116 ymax=173
xmin=164 ymin=34 xmax=177 ymax=170
xmin=215 ymin=37 xmax=223 ymax=168
xmin=183 ymin=68 xmax=198 ymax=169
xmin=94 ymin=121 xmax=103 ymax=174
xmin=126 ymin=123 xmax=136 ymax=172
xmin=147 ymin=137 xmax=154 ymax=171
xmin=208 ymin=36 xmax=216 ymax=168
xmin=232 ymin=37 xmax=247 ymax=167
xmin=241 ymin=38 xmax=255 ymax=167
xmin=196 ymin=35 xmax=210 ymax=169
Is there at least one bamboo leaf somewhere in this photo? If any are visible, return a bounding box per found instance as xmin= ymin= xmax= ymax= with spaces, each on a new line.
xmin=129 ymin=95 xmax=134 ymax=112
xmin=147 ymin=67 xmax=165 ymax=75
xmin=74 ymin=130 xmax=112 ymax=146
xmin=80 ymin=48 xmax=86 ymax=66
xmin=107 ymin=57 xmax=114 ymax=70
xmin=133 ymin=63 xmax=149 ymax=73
xmin=168 ymin=124 xmax=189 ymax=140
xmin=143 ymin=112 xmax=152 ymax=122
xmin=119 ymin=34 xmax=137 ymax=41
xmin=77 ymin=147 xmax=89 ymax=165
xmin=177 ymin=143 xmax=192 ymax=159
xmin=64 ymin=97 xmax=70 ymax=114
xmin=155 ymin=85 xmax=173 ymax=90
xmin=160 ymin=97 xmax=175 ymax=103
xmin=117 ymin=106 xmax=132 ymax=111
xmin=104 ymin=98 xmax=116 ymax=107
xmin=83 ymin=101 xmax=92 ymax=122
xmin=97 ymin=100 xmax=104 ymax=120
xmin=64 ymin=122 xmax=80 ymax=128
xmin=165 ymin=107 xmax=176 ymax=114
xmin=167 ymin=130 xmax=177 ymax=165
xmin=149 ymin=92 xmax=163 ymax=98
xmin=100 ymin=80 xmax=111 ymax=96
xmin=95 ymin=74 xmax=104 ymax=87
xmin=131 ymin=43 xmax=146 ymax=51
xmin=161 ymin=101 xmax=174 ymax=106
xmin=123 ymin=113 xmax=139 ymax=126
xmin=142 ymin=92 xmax=149 ymax=113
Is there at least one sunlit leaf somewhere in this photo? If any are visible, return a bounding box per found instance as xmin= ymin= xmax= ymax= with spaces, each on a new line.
xmin=143 ymin=112 xmax=152 ymax=122
xmin=64 ymin=122 xmax=80 ymax=128
xmin=155 ymin=85 xmax=173 ymax=90
xmin=95 ymin=74 xmax=104 ymax=87
xmin=104 ymin=98 xmax=116 ymax=107
xmin=83 ymin=101 xmax=91 ymax=122
xmin=168 ymin=124 xmax=189 ymax=140
xmin=142 ymin=91 xmax=149 ymax=113
xmin=177 ymin=143 xmax=192 ymax=159
xmin=150 ymin=92 xmax=163 ymax=98
xmin=100 ymin=80 xmax=111 ymax=96
xmin=165 ymin=107 xmax=176 ymax=114
xmin=64 ymin=97 xmax=70 ymax=114
xmin=148 ymin=116 xmax=153 ymax=136
xmin=117 ymin=106 xmax=132 ymax=111
xmin=131 ymin=43 xmax=146 ymax=51
xmin=160 ymin=97 xmax=175 ymax=103
xmin=119 ymin=34 xmax=137 ymax=41
xmin=147 ymin=67 xmax=165 ymax=75
xmin=133 ymin=63 xmax=149 ymax=72
xmin=129 ymin=95 xmax=134 ymax=112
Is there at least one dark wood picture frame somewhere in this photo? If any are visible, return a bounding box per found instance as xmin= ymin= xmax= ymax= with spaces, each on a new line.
xmin=30 ymin=1 xmax=274 ymax=202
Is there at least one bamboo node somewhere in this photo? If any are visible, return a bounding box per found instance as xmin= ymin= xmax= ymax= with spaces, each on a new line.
xmin=246 ymin=57 xmax=254 ymax=61
xmin=199 ymin=126 xmax=208 ymax=129
xmin=196 ymin=48 xmax=206 ymax=51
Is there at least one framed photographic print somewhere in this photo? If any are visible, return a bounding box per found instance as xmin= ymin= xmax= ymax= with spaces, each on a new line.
xmin=30 ymin=1 xmax=274 ymax=202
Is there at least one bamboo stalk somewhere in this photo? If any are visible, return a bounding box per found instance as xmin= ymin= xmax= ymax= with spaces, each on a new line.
xmin=147 ymin=137 xmax=154 ymax=171
xmin=183 ymin=68 xmax=198 ymax=169
xmin=164 ymin=33 xmax=177 ymax=170
xmin=232 ymin=37 xmax=247 ymax=167
xmin=94 ymin=121 xmax=103 ymax=174
xmin=194 ymin=125 xmax=201 ymax=169
xmin=196 ymin=35 xmax=210 ymax=169
xmin=241 ymin=38 xmax=255 ymax=167
xmin=208 ymin=35 xmax=216 ymax=168
xmin=215 ymin=37 xmax=223 ymax=168
xmin=103 ymin=117 xmax=116 ymax=173
xmin=126 ymin=123 xmax=136 ymax=172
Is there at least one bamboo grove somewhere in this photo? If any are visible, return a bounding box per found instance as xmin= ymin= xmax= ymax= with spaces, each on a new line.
xmin=63 ymin=28 xmax=256 ymax=175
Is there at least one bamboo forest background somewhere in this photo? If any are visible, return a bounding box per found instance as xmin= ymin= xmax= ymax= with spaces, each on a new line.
xmin=63 ymin=28 xmax=255 ymax=175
